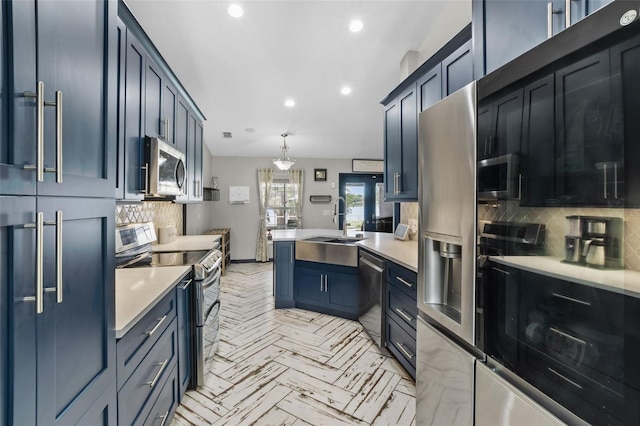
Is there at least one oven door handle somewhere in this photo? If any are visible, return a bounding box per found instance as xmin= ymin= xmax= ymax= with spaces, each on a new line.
xmin=204 ymin=300 xmax=220 ymax=322
xmin=202 ymin=269 xmax=222 ymax=290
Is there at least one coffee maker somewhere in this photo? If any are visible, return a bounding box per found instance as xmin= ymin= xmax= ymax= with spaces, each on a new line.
xmin=565 ymin=216 xmax=586 ymax=263
xmin=565 ymin=216 xmax=623 ymax=268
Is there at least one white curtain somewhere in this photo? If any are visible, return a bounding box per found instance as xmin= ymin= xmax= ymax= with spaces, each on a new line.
xmin=256 ymin=168 xmax=273 ymax=262
xmin=288 ymin=169 xmax=304 ymax=228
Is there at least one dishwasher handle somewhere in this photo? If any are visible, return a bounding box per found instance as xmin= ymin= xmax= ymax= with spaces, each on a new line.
xmin=360 ymin=256 xmax=384 ymax=273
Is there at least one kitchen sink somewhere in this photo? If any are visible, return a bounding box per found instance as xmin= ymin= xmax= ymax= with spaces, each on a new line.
xmin=295 ymin=236 xmax=365 ymax=267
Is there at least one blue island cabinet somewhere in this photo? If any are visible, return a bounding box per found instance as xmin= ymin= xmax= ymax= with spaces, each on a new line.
xmin=1 ymin=196 xmax=116 ymax=425
xmin=274 ymin=241 xmax=295 ymax=308
xmin=294 ymin=261 xmax=359 ymax=320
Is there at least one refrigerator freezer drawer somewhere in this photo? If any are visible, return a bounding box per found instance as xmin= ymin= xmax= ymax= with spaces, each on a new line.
xmin=416 ymin=316 xmax=475 ymax=426
xmin=475 ymin=363 xmax=564 ymax=426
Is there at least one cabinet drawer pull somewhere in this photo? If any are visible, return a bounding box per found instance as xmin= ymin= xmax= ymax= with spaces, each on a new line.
xmin=492 ymin=267 xmax=510 ymax=275
xmin=395 ymin=307 xmax=413 ymax=323
xmin=396 ymin=276 xmax=413 ymax=288
xmin=552 ymin=293 xmax=591 ymax=306
xmin=145 ymin=315 xmax=167 ymax=336
xmin=549 ymin=326 xmax=586 ymax=345
xmin=178 ymin=279 xmax=193 ymax=290
xmin=158 ymin=410 xmax=170 ymax=426
xmin=397 ymin=342 xmax=414 ymax=360
xmin=147 ymin=358 xmax=169 ymax=388
xmin=548 ymin=367 xmax=582 ymax=389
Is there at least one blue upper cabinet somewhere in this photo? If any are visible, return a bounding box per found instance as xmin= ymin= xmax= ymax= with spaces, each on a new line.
xmin=384 ymin=84 xmax=418 ymax=201
xmin=0 ymin=0 xmax=116 ymax=198
xmin=163 ymin=80 xmax=178 ymax=145
xmin=441 ymin=39 xmax=473 ymax=96
xmin=145 ymin=57 xmax=163 ymax=140
xmin=473 ymin=0 xmax=613 ymax=78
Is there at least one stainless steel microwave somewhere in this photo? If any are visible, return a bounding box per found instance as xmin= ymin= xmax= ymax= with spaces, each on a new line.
xmin=477 ymin=153 xmax=520 ymax=200
xmin=144 ymin=136 xmax=186 ymax=197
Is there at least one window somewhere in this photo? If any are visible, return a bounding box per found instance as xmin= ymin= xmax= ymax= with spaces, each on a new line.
xmin=266 ymin=181 xmax=299 ymax=229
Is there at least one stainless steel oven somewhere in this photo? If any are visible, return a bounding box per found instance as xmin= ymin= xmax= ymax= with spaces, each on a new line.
xmin=193 ymin=253 xmax=222 ymax=386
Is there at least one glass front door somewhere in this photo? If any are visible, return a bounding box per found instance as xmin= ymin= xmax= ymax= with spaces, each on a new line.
xmin=339 ymin=174 xmax=395 ymax=232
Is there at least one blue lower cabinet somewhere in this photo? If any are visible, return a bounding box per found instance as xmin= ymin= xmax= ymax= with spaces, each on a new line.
xmin=143 ymin=365 xmax=179 ymax=426
xmin=385 ymin=315 xmax=416 ymax=380
xmin=294 ymin=261 xmax=359 ymax=320
xmin=176 ymin=276 xmax=193 ymax=397
xmin=274 ymin=241 xmax=295 ymax=308
xmin=76 ymin=379 xmax=118 ymax=426
xmin=118 ymin=318 xmax=178 ymax=426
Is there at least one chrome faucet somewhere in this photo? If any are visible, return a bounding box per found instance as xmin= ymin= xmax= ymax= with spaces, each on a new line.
xmin=334 ymin=196 xmax=349 ymax=237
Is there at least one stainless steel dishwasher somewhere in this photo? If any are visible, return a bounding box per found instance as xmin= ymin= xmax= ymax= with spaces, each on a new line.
xmin=359 ymin=250 xmax=386 ymax=348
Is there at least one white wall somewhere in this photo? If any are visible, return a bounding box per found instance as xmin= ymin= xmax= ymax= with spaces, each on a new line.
xmin=417 ymin=1 xmax=472 ymax=66
xmin=206 ymin=156 xmax=355 ymax=260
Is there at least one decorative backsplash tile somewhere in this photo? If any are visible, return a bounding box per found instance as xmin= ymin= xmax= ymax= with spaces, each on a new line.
xmin=400 ymin=202 xmax=419 ymax=240
xmin=478 ymin=203 xmax=640 ymax=272
xmin=115 ymin=202 xmax=183 ymax=236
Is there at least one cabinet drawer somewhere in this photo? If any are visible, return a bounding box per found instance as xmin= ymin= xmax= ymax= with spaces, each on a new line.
xmin=386 ymin=262 xmax=417 ymax=299
xmin=118 ymin=318 xmax=178 ymax=426
xmin=387 ymin=285 xmax=418 ymax=335
xmin=117 ymin=290 xmax=177 ymax=389
xmin=138 ymin=364 xmax=179 ymax=426
xmin=386 ymin=315 xmax=416 ymax=379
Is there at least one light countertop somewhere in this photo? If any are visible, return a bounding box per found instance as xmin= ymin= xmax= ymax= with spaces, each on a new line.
xmin=115 ymin=266 xmax=191 ymax=338
xmin=152 ymin=234 xmax=221 ymax=252
xmin=271 ymin=229 xmax=418 ymax=272
xmin=490 ymin=256 xmax=640 ymax=298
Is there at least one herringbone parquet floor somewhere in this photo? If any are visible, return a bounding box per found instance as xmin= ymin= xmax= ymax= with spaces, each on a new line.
xmin=171 ymin=262 xmax=416 ymax=425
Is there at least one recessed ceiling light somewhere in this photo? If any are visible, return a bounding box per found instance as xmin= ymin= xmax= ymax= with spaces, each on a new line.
xmin=284 ymin=99 xmax=295 ymax=108
xmin=340 ymin=86 xmax=352 ymax=95
xmin=228 ymin=4 xmax=243 ymax=18
xmin=245 ymin=128 xmax=255 ymax=133
xmin=349 ymin=20 xmax=363 ymax=33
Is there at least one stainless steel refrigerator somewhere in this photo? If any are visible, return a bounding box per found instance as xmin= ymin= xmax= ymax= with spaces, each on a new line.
xmin=416 ymin=82 xmax=480 ymax=425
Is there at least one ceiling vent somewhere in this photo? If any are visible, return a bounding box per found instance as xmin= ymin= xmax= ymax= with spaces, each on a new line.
xmin=222 ymin=131 xmax=233 ymax=138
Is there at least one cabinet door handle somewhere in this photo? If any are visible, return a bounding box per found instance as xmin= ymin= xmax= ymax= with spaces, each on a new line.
xmin=158 ymin=411 xmax=170 ymax=426
xmin=552 ymin=292 xmax=591 ymax=306
xmin=492 ymin=267 xmax=510 ymax=275
xmin=320 ymin=275 xmax=324 ymax=291
xmin=603 ymin=163 xmax=607 ymax=199
xmin=395 ymin=307 xmax=413 ymax=323
xmin=548 ymin=367 xmax=582 ymax=389
xmin=145 ymin=315 xmax=167 ymax=336
xmin=23 ymin=81 xmax=45 ymax=181
xmin=55 ymin=211 xmax=63 ymax=303
xmin=547 ymin=2 xmax=563 ymax=38
xmin=614 ymin=163 xmax=618 ymax=199
xmin=290 ymin=247 xmax=293 ymax=264
xmin=565 ymin=0 xmax=572 ymax=28
xmin=517 ymin=173 xmax=523 ymax=200
xmin=324 ymin=275 xmax=328 ymax=292
xmin=396 ymin=276 xmax=413 ymax=288
xmin=397 ymin=342 xmax=414 ymax=360
xmin=178 ymin=278 xmax=193 ymax=290
xmin=43 ymin=90 xmax=63 ymax=183
xmin=147 ymin=358 xmax=169 ymax=388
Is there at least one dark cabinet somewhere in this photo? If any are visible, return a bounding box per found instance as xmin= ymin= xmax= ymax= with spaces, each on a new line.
xmin=294 ymin=262 xmax=359 ymax=320
xmin=0 ymin=0 xmax=116 ymax=198
xmin=521 ymin=74 xmax=556 ymax=206
xmin=442 ymin=39 xmax=473 ymax=96
xmin=417 ymin=64 xmax=442 ymax=113
xmin=554 ymin=50 xmax=614 ymax=205
xmin=145 ymin=57 xmax=163 ymax=140
xmin=4 ymin=197 xmax=115 ymax=425
xmin=474 ymin=0 xmax=613 ymax=77
xmin=176 ymin=276 xmax=193 ymax=397
xmin=477 ymin=89 xmax=524 ymax=160
xmin=385 ymin=261 xmax=417 ymax=380
xmin=274 ymin=241 xmax=295 ymax=308
xmin=117 ymin=26 xmax=146 ymax=201
xmin=163 ymin=81 xmax=178 ymax=145
xmin=384 ymin=85 xmax=418 ymax=201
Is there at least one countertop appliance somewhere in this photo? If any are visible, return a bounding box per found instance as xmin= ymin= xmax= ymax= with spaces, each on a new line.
xmin=417 ymin=82 xmax=481 ymax=425
xmin=358 ymin=250 xmax=386 ymax=348
xmin=564 ymin=215 xmax=623 ymax=268
xmin=115 ymin=223 xmax=223 ymax=389
xmin=144 ymin=136 xmax=186 ymax=197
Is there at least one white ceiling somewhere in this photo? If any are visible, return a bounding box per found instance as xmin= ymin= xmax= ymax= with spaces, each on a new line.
xmin=125 ymin=0 xmax=467 ymax=160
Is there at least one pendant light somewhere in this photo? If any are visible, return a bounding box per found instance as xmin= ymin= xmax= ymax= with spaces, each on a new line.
xmin=273 ymin=133 xmax=295 ymax=171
